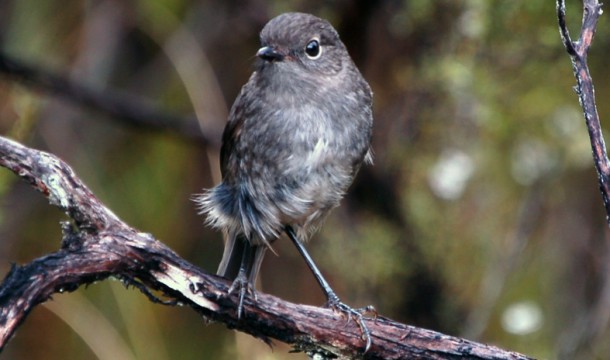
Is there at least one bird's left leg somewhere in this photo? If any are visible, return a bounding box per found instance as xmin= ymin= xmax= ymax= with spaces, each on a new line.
xmin=285 ymin=226 xmax=376 ymax=352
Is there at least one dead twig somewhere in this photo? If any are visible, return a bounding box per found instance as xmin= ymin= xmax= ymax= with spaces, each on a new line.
xmin=556 ymin=0 xmax=609 ymax=220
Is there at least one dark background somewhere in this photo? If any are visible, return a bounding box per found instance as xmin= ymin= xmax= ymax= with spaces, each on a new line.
xmin=0 ymin=1 xmax=609 ymax=359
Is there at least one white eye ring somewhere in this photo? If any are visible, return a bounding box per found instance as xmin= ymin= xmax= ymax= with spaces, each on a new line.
xmin=305 ymin=38 xmax=322 ymax=59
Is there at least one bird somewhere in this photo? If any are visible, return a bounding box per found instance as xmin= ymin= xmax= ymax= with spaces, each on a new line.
xmin=196 ymin=12 xmax=374 ymax=350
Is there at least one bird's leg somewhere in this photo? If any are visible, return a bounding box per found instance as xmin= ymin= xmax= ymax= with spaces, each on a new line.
xmin=227 ymin=242 xmax=256 ymax=319
xmin=285 ymin=226 xmax=375 ymax=352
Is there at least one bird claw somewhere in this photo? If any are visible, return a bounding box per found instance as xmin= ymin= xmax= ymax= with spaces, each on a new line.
xmin=325 ymin=296 xmax=374 ymax=352
xmin=227 ymin=274 xmax=257 ymax=319
xmin=358 ymin=305 xmax=378 ymax=321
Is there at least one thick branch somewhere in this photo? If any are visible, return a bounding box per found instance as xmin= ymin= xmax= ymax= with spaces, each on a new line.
xmin=0 ymin=136 xmax=532 ymax=359
xmin=556 ymin=0 xmax=610 ymax=222
xmin=0 ymin=52 xmax=220 ymax=146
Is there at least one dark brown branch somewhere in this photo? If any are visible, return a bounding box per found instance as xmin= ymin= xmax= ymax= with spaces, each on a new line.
xmin=0 ymin=52 xmax=220 ymax=146
xmin=557 ymin=0 xmax=578 ymax=55
xmin=0 ymin=135 xmax=532 ymax=359
xmin=556 ymin=0 xmax=610 ymax=222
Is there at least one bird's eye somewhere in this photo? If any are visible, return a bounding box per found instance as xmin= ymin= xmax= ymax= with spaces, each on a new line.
xmin=305 ymin=39 xmax=321 ymax=59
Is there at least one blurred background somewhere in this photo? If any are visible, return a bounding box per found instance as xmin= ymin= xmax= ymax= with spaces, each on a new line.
xmin=0 ymin=0 xmax=608 ymax=359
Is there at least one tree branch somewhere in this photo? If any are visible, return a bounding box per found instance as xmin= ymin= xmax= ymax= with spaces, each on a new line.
xmin=556 ymin=0 xmax=610 ymax=221
xmin=0 ymin=52 xmax=220 ymax=146
xmin=0 ymin=136 xmax=532 ymax=359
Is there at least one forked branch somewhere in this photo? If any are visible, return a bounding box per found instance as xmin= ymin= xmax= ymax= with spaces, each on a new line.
xmin=556 ymin=0 xmax=610 ymax=221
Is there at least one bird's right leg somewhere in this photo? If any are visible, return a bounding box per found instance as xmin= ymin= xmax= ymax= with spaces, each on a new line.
xmin=225 ymin=242 xmax=268 ymax=318
xmin=227 ymin=242 xmax=255 ymax=319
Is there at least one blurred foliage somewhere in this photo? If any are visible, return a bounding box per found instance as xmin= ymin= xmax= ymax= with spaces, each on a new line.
xmin=1 ymin=0 xmax=610 ymax=359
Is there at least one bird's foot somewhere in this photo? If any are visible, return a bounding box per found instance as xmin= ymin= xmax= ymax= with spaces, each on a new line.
xmin=324 ymin=294 xmax=376 ymax=352
xmin=227 ymin=273 xmax=257 ymax=319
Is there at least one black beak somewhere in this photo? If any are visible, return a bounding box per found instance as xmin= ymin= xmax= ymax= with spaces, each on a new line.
xmin=257 ymin=46 xmax=284 ymax=62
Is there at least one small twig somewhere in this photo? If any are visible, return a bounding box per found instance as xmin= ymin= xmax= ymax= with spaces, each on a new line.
xmin=0 ymin=135 xmax=533 ymax=359
xmin=0 ymin=52 xmax=220 ymax=146
xmin=556 ymin=0 xmax=610 ymax=222
xmin=120 ymin=275 xmax=180 ymax=306
xmin=557 ymin=0 xmax=578 ymax=55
